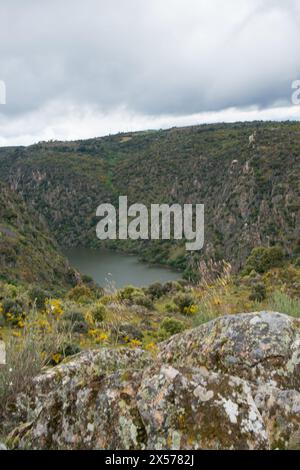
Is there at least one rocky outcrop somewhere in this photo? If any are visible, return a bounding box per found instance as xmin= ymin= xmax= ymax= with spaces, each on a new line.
xmin=8 ymin=312 xmax=300 ymax=450
xmin=158 ymin=311 xmax=300 ymax=391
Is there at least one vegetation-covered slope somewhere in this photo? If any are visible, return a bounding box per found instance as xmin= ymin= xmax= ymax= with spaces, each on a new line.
xmin=0 ymin=182 xmax=78 ymax=290
xmin=0 ymin=121 xmax=299 ymax=278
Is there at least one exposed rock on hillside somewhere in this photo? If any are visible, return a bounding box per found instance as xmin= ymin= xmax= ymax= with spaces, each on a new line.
xmin=8 ymin=311 xmax=300 ymax=450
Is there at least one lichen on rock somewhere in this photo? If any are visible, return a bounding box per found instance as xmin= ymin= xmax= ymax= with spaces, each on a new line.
xmin=7 ymin=311 xmax=300 ymax=450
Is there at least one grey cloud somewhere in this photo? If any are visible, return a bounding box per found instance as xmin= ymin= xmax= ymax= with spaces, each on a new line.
xmin=0 ymin=0 xmax=299 ymax=143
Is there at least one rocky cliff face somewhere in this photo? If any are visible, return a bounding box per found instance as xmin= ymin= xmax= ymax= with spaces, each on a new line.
xmin=8 ymin=311 xmax=300 ymax=450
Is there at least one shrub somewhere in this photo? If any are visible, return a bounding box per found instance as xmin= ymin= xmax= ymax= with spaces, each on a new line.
xmin=174 ymin=293 xmax=195 ymax=314
xmin=293 ymin=257 xmax=300 ymax=268
xmin=118 ymin=323 xmax=143 ymax=342
xmin=131 ymin=293 xmax=154 ymax=310
xmin=67 ymin=285 xmax=94 ymax=303
xmin=161 ymin=317 xmax=185 ymax=336
xmin=90 ymin=303 xmax=107 ymax=323
xmin=147 ymin=282 xmax=167 ymax=299
xmin=61 ymin=343 xmax=81 ymax=357
xmin=118 ymin=285 xmax=141 ymax=302
xmin=243 ymin=246 xmax=285 ymax=275
xmin=164 ymin=302 xmax=177 ymax=313
xmin=64 ymin=310 xmax=86 ymax=323
xmin=28 ymin=286 xmax=50 ymax=310
xmin=249 ymin=282 xmax=266 ymax=302
xmin=1 ymin=298 xmax=25 ymax=325
xmin=64 ymin=310 xmax=89 ymax=333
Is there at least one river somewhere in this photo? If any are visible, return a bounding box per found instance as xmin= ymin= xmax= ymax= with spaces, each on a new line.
xmin=64 ymin=248 xmax=181 ymax=289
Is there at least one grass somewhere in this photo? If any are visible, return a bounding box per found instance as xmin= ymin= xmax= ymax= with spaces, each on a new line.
xmin=0 ymin=304 xmax=73 ymax=436
xmin=269 ymin=290 xmax=300 ymax=318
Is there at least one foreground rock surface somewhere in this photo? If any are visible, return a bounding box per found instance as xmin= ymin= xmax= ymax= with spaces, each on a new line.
xmin=8 ymin=311 xmax=300 ymax=450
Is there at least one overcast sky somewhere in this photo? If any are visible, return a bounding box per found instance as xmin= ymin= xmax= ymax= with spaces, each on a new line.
xmin=0 ymin=0 xmax=300 ymax=146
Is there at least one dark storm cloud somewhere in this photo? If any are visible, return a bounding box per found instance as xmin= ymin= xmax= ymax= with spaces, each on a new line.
xmin=0 ymin=0 xmax=299 ymax=144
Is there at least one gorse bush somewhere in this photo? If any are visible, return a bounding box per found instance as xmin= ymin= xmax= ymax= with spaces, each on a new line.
xmin=174 ymin=293 xmax=195 ymax=314
xmin=1 ymin=298 xmax=26 ymax=325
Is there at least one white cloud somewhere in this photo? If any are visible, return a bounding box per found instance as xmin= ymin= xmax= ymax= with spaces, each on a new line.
xmin=0 ymin=101 xmax=299 ymax=147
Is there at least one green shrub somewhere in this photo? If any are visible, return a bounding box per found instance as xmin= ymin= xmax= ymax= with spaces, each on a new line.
xmin=243 ymin=246 xmax=285 ymax=275
xmin=63 ymin=310 xmax=88 ymax=333
xmin=161 ymin=317 xmax=185 ymax=335
xmin=1 ymin=298 xmax=25 ymax=324
xmin=249 ymin=282 xmax=266 ymax=302
xmin=164 ymin=302 xmax=177 ymax=313
xmin=293 ymin=257 xmax=300 ymax=268
xmin=118 ymin=285 xmax=141 ymax=302
xmin=64 ymin=310 xmax=86 ymax=323
xmin=131 ymin=293 xmax=154 ymax=310
xmin=62 ymin=343 xmax=81 ymax=357
xmin=174 ymin=293 xmax=195 ymax=314
xmin=28 ymin=286 xmax=50 ymax=310
xmin=91 ymin=303 xmax=107 ymax=323
xmin=147 ymin=282 xmax=167 ymax=299
xmin=118 ymin=323 xmax=143 ymax=342
xmin=67 ymin=285 xmax=94 ymax=303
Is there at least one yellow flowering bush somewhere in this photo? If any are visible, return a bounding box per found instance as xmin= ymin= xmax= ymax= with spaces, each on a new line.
xmin=183 ymin=304 xmax=198 ymax=315
xmin=46 ymin=299 xmax=64 ymax=318
xmin=88 ymin=328 xmax=109 ymax=344
xmin=128 ymin=339 xmax=142 ymax=349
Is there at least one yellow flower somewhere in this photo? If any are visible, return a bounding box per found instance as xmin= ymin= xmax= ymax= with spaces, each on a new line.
xmin=46 ymin=299 xmax=64 ymax=318
xmin=17 ymin=319 xmax=25 ymax=328
xmin=52 ymin=353 xmax=62 ymax=364
xmin=88 ymin=328 xmax=109 ymax=343
xmin=145 ymin=342 xmax=158 ymax=354
xmin=128 ymin=339 xmax=142 ymax=349
xmin=96 ymin=332 xmax=109 ymax=343
xmin=88 ymin=328 xmax=98 ymax=338
xmin=212 ymin=297 xmax=221 ymax=306
xmin=85 ymin=310 xmax=94 ymax=325
xmin=12 ymin=330 xmax=21 ymax=338
xmin=184 ymin=304 xmax=198 ymax=315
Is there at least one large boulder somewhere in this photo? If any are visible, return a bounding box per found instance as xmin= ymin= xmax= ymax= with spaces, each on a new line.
xmin=137 ymin=365 xmax=268 ymax=450
xmin=7 ymin=312 xmax=300 ymax=450
xmin=254 ymin=384 xmax=300 ymax=450
xmin=159 ymin=311 xmax=300 ymax=391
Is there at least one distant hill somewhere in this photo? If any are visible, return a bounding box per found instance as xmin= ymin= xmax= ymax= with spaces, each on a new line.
xmin=0 ymin=182 xmax=78 ymax=290
xmin=0 ymin=121 xmax=299 ymax=279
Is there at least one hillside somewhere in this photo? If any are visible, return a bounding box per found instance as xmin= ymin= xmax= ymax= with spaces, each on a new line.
xmin=0 ymin=182 xmax=78 ymax=290
xmin=0 ymin=121 xmax=300 ymax=278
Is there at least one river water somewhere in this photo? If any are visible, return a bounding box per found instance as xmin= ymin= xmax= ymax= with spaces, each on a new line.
xmin=64 ymin=248 xmax=181 ymax=288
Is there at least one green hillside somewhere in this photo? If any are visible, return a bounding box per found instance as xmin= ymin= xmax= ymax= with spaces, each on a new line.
xmin=0 ymin=182 xmax=78 ymax=290
xmin=0 ymin=121 xmax=300 ymax=279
